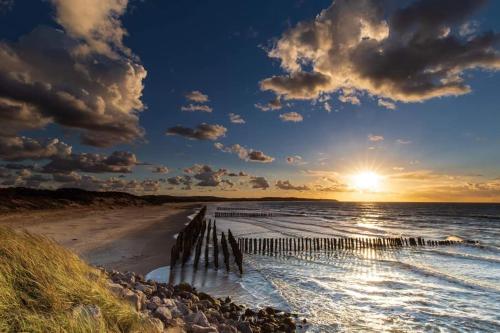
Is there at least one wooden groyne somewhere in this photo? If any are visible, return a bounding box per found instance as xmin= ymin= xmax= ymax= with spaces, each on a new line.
xmin=170 ymin=207 xmax=244 ymax=274
xmin=237 ymin=236 xmax=476 ymax=255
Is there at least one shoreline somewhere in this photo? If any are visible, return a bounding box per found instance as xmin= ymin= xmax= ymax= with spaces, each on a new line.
xmin=0 ymin=203 xmax=200 ymax=275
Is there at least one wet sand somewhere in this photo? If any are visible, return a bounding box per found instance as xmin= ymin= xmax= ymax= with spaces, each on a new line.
xmin=0 ymin=203 xmax=201 ymax=275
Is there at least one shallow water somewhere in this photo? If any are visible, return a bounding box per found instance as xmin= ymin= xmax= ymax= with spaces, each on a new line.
xmin=147 ymin=202 xmax=500 ymax=332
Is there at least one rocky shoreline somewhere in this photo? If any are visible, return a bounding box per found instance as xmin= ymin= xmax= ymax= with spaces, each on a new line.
xmin=104 ymin=269 xmax=307 ymax=333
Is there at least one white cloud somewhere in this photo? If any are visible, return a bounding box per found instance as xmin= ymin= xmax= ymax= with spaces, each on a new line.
xmin=279 ymin=112 xmax=303 ymax=122
xmin=181 ymin=104 xmax=213 ymax=113
xmin=229 ymin=113 xmax=245 ymax=124
xmin=185 ymin=90 xmax=209 ymax=103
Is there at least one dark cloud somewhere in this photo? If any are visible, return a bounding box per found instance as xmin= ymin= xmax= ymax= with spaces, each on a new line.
xmin=166 ymin=123 xmax=227 ymax=141
xmin=43 ymin=151 xmax=137 ymax=174
xmin=276 ymin=180 xmax=310 ymax=191
xmin=249 ymin=176 xmax=270 ymax=190
xmin=260 ymin=0 xmax=500 ymax=103
xmin=0 ymin=25 xmax=146 ymax=148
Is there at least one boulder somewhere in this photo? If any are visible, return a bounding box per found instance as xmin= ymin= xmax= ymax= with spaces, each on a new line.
xmin=121 ymin=289 xmax=144 ymax=311
xmin=147 ymin=296 xmax=162 ymax=311
xmin=236 ymin=322 xmax=253 ymax=333
xmin=154 ymin=306 xmax=173 ymax=323
xmin=186 ymin=311 xmax=210 ymax=327
xmin=107 ymin=282 xmax=123 ymax=297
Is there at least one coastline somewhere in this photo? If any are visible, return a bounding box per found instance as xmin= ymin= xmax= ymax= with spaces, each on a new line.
xmin=0 ymin=203 xmax=200 ymax=275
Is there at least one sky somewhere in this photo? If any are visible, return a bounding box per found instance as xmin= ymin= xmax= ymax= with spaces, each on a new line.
xmin=0 ymin=0 xmax=499 ymax=202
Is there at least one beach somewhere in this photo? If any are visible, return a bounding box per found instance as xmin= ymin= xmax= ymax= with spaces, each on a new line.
xmin=0 ymin=203 xmax=200 ymax=275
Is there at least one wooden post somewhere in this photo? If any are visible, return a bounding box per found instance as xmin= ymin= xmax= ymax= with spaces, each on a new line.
xmin=213 ymin=222 xmax=219 ymax=269
xmin=221 ymin=232 xmax=230 ymax=272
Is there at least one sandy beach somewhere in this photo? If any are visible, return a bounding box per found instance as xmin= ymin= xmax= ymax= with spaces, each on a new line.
xmin=0 ymin=203 xmax=200 ymax=275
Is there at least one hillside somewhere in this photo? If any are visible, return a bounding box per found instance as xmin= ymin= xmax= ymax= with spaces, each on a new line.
xmin=0 ymin=187 xmax=337 ymax=213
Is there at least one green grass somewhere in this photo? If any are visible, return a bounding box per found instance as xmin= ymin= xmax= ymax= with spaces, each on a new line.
xmin=0 ymin=226 xmax=159 ymax=333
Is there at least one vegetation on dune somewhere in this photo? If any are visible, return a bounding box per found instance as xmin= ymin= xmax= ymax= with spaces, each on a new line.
xmin=0 ymin=227 xmax=158 ymax=333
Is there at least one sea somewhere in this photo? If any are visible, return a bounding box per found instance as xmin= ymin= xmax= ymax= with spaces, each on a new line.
xmin=147 ymin=201 xmax=500 ymax=332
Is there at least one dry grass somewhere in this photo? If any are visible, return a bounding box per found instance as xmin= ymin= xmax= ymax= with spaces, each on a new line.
xmin=0 ymin=226 xmax=158 ymax=333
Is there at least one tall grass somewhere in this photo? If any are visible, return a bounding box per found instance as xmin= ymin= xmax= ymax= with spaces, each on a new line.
xmin=0 ymin=227 xmax=159 ymax=333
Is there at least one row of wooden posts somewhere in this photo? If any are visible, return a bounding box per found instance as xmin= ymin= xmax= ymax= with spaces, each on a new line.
xmin=214 ymin=212 xmax=273 ymax=218
xmin=237 ymin=237 xmax=464 ymax=254
xmin=170 ymin=207 xmax=243 ymax=274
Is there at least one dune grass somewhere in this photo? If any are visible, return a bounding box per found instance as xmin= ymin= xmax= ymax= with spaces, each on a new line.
xmin=0 ymin=226 xmax=159 ymax=333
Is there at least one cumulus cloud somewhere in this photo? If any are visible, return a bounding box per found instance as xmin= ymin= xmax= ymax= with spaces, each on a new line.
xmin=259 ymin=0 xmax=500 ymax=103
xmin=167 ymin=175 xmax=192 ymax=189
xmin=279 ymin=112 xmax=303 ymax=122
xmin=182 ymin=164 xmax=231 ymax=187
xmin=255 ymin=96 xmax=282 ymax=111
xmin=166 ymin=123 xmax=227 ymax=141
xmin=368 ymin=134 xmax=384 ymax=142
xmin=152 ymin=166 xmax=169 ymax=174
xmin=229 ymin=113 xmax=245 ymax=124
xmin=181 ymin=104 xmax=213 ymax=113
xmin=276 ymin=180 xmax=310 ymax=191
xmin=0 ymin=137 xmax=72 ymax=161
xmin=185 ymin=90 xmax=209 ymax=103
xmin=249 ymin=176 xmax=270 ymax=190
xmin=0 ymin=0 xmax=146 ymax=148
xmin=51 ymin=0 xmax=130 ymax=57
xmin=43 ymin=151 xmax=137 ymax=174
xmin=214 ymin=143 xmax=275 ymax=163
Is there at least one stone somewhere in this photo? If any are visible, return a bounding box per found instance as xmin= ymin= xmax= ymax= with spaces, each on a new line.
xmin=236 ymin=322 xmax=253 ymax=333
xmin=177 ymin=282 xmax=194 ymax=293
xmin=147 ymin=296 xmax=162 ymax=311
xmin=154 ymin=306 xmax=173 ymax=323
xmin=135 ymin=282 xmax=154 ymax=295
xmin=163 ymin=298 xmax=176 ymax=307
xmin=186 ymin=311 xmax=210 ymax=327
xmin=189 ymin=324 xmax=218 ymax=333
xmin=107 ymin=282 xmax=124 ymax=297
xmin=217 ymin=324 xmax=237 ymax=333
xmin=121 ymin=289 xmax=143 ymax=311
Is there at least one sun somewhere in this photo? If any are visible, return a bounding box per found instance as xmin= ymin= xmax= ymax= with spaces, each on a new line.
xmin=351 ymin=171 xmax=382 ymax=192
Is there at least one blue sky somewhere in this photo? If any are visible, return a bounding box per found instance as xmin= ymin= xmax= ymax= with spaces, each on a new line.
xmin=0 ymin=0 xmax=499 ymax=201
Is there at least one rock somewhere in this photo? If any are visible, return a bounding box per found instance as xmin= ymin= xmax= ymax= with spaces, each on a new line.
xmin=175 ymin=300 xmax=192 ymax=316
xmin=147 ymin=296 xmax=162 ymax=311
xmin=107 ymin=282 xmax=124 ymax=297
xmin=177 ymin=282 xmax=194 ymax=293
xmin=154 ymin=306 xmax=173 ymax=323
xmin=217 ymin=324 xmax=237 ymax=333
xmin=186 ymin=311 xmax=210 ymax=327
xmin=244 ymin=309 xmax=256 ymax=317
xmin=121 ymin=289 xmax=144 ymax=311
xmin=135 ymin=282 xmax=154 ymax=295
xmin=189 ymin=324 xmax=218 ymax=333
xmin=123 ymin=271 xmax=136 ymax=284
xmin=163 ymin=298 xmax=176 ymax=308
xmin=236 ymin=322 xmax=253 ymax=333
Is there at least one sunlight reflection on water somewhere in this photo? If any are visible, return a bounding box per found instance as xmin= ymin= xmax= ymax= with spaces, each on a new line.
xmin=148 ymin=202 xmax=500 ymax=332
